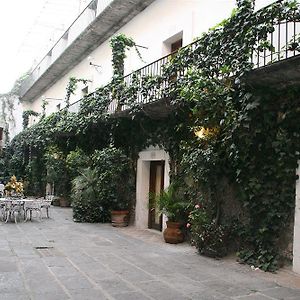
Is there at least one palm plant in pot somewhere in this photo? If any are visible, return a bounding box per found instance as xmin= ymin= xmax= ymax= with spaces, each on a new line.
xmin=71 ymin=167 xmax=111 ymax=223
xmin=154 ymin=183 xmax=188 ymax=244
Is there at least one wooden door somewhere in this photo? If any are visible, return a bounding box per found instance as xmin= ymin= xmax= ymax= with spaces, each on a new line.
xmin=148 ymin=161 xmax=165 ymax=231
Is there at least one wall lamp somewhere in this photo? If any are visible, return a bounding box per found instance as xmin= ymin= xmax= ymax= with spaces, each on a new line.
xmin=42 ymin=96 xmax=63 ymax=101
xmin=87 ymin=56 xmax=102 ymax=73
xmin=135 ymin=44 xmax=148 ymax=49
xmin=89 ymin=62 xmax=101 ymax=68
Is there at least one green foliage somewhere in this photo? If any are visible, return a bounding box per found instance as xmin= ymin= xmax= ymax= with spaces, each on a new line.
xmin=110 ymin=33 xmax=140 ymax=77
xmin=66 ymin=147 xmax=90 ymax=179
xmin=72 ymin=167 xmax=110 ymax=222
xmin=71 ymin=147 xmax=134 ymax=222
xmin=188 ymin=202 xmax=229 ymax=258
xmin=237 ymin=248 xmax=279 ymax=272
xmin=44 ymin=146 xmax=70 ymax=197
xmin=25 ymin=156 xmax=46 ymax=196
xmin=65 ymin=77 xmax=90 ymax=108
xmin=92 ymin=147 xmax=133 ymax=210
xmin=151 ymin=183 xmax=188 ymax=222
xmin=22 ymin=110 xmax=39 ymax=129
xmin=41 ymin=99 xmax=48 ymax=119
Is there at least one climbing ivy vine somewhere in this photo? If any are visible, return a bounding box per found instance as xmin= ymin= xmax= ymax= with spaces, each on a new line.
xmin=110 ymin=33 xmax=144 ymax=77
xmin=22 ymin=110 xmax=39 ymax=129
xmin=65 ymin=77 xmax=91 ymax=108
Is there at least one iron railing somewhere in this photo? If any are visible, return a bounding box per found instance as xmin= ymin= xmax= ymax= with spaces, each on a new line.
xmin=66 ymin=0 xmax=300 ymax=116
xmin=252 ymin=2 xmax=300 ymax=68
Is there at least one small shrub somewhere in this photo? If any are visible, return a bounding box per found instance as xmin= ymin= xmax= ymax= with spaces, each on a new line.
xmin=188 ymin=203 xmax=229 ymax=258
xmin=72 ymin=168 xmax=111 ymax=222
xmin=66 ymin=148 xmax=90 ymax=179
xmin=71 ymin=147 xmax=134 ymax=222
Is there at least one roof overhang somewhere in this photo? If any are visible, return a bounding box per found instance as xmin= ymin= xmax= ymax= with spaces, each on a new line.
xmin=19 ymin=0 xmax=155 ymax=102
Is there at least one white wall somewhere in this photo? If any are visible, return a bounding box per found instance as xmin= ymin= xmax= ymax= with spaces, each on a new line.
xmin=0 ymin=96 xmax=23 ymax=142
xmin=293 ymin=161 xmax=300 ymax=274
xmin=25 ymin=0 xmax=237 ymax=115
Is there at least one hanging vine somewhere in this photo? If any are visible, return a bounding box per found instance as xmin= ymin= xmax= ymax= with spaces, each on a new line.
xmin=22 ymin=110 xmax=39 ymax=129
xmin=65 ymin=77 xmax=91 ymax=108
xmin=110 ymin=33 xmax=144 ymax=77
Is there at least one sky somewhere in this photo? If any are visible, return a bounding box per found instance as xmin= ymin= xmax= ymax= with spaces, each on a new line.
xmin=0 ymin=0 xmax=276 ymax=95
xmin=0 ymin=0 xmax=89 ymax=94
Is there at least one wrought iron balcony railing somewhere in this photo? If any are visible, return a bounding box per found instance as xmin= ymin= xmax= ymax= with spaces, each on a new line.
xmin=251 ymin=2 xmax=300 ymax=68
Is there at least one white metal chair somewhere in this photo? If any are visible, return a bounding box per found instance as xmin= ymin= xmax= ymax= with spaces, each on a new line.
xmin=24 ymin=200 xmax=42 ymax=222
xmin=0 ymin=183 xmax=4 ymax=197
xmin=3 ymin=200 xmax=24 ymax=223
xmin=41 ymin=195 xmax=53 ymax=218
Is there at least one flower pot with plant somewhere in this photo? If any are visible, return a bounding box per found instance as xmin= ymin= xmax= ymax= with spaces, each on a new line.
xmin=154 ymin=183 xmax=188 ymax=244
xmin=45 ymin=146 xmax=71 ymax=207
xmin=90 ymin=147 xmax=134 ymax=227
xmin=110 ymin=180 xmax=131 ymax=227
xmin=5 ymin=175 xmax=24 ymax=198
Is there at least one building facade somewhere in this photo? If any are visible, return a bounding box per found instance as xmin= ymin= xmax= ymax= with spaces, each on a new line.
xmin=20 ymin=0 xmax=238 ymax=117
xmin=17 ymin=0 xmax=300 ymax=274
xmin=18 ymin=0 xmax=237 ymax=230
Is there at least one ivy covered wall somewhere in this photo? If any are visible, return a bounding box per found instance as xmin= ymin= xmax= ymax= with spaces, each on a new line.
xmin=3 ymin=0 xmax=300 ymax=271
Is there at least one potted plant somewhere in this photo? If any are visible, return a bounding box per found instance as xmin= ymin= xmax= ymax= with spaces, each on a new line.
xmin=4 ymin=175 xmax=24 ymax=197
xmin=154 ymin=183 xmax=188 ymax=244
xmin=109 ymin=166 xmax=132 ymax=227
xmin=45 ymin=146 xmax=71 ymax=207
xmin=110 ymin=195 xmax=131 ymax=227
xmin=91 ymin=147 xmax=134 ymax=227
xmin=71 ymin=167 xmax=111 ymax=223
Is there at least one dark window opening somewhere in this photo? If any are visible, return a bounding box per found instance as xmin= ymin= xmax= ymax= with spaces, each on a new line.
xmin=82 ymin=86 xmax=89 ymax=96
xmin=171 ymin=39 xmax=183 ymax=53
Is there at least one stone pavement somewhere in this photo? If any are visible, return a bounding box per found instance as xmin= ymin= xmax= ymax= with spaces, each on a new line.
xmin=1 ymin=207 xmax=300 ymax=300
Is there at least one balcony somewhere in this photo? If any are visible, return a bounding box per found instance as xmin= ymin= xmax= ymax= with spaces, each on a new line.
xmin=65 ymin=0 xmax=300 ymax=120
xmin=19 ymin=0 xmax=155 ymax=102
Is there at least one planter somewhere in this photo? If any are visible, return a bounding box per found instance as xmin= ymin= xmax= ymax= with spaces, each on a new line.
xmin=59 ymin=197 xmax=70 ymax=207
xmin=52 ymin=197 xmax=60 ymax=206
xmin=163 ymin=221 xmax=184 ymax=244
xmin=111 ymin=210 xmax=129 ymax=227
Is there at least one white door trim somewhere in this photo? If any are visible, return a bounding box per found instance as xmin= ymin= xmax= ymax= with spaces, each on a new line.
xmin=135 ymin=147 xmax=170 ymax=230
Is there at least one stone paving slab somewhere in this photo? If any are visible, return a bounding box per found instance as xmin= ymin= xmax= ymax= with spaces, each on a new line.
xmin=0 ymin=206 xmax=300 ymax=300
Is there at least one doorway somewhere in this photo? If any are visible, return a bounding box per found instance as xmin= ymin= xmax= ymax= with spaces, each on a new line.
xmin=148 ymin=161 xmax=165 ymax=231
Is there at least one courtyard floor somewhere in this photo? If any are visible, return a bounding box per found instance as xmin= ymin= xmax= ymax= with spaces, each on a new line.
xmin=1 ymin=207 xmax=300 ymax=300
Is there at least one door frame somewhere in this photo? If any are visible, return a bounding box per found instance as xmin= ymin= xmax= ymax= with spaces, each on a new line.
xmin=148 ymin=160 xmax=165 ymax=231
xmin=135 ymin=147 xmax=170 ymax=230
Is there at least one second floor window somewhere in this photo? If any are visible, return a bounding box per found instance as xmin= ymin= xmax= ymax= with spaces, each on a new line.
xmin=171 ymin=39 xmax=182 ymax=54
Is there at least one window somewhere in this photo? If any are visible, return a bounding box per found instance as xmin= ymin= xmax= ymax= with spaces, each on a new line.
xmin=171 ymin=39 xmax=183 ymax=53
xmin=162 ymin=31 xmax=183 ymax=56
xmin=82 ymin=86 xmax=89 ymax=96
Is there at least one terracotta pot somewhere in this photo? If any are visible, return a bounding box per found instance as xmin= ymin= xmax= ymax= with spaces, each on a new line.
xmin=59 ymin=197 xmax=70 ymax=207
xmin=52 ymin=197 xmax=60 ymax=206
xmin=111 ymin=210 xmax=129 ymax=227
xmin=163 ymin=221 xmax=184 ymax=244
